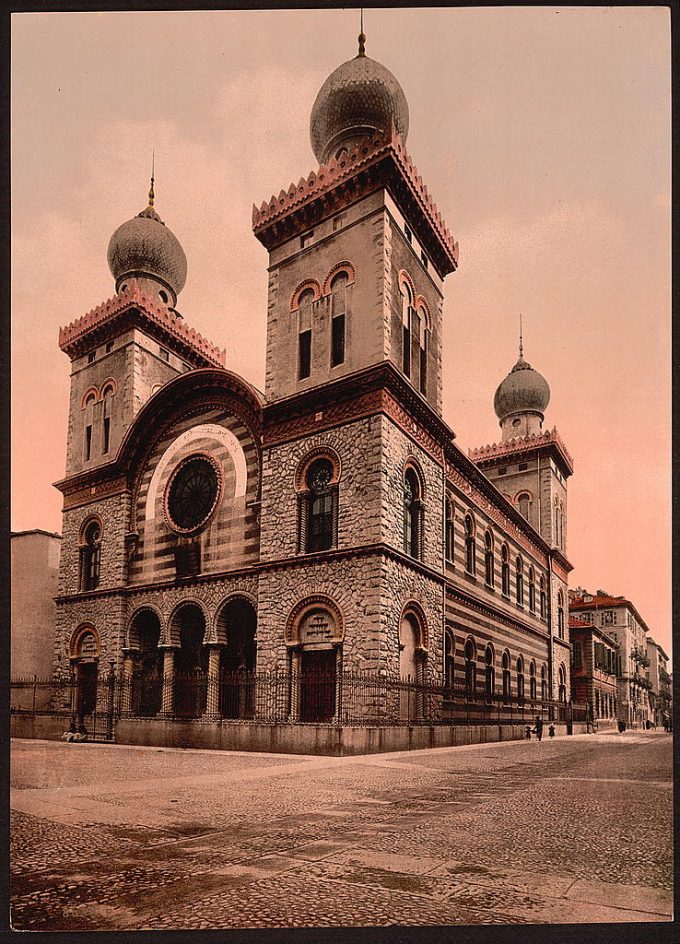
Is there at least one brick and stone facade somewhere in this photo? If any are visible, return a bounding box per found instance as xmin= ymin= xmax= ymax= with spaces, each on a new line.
xmin=47 ymin=37 xmax=575 ymax=744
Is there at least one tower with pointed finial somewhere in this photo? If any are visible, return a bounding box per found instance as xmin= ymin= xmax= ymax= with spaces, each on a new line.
xmin=470 ymin=321 xmax=573 ymax=554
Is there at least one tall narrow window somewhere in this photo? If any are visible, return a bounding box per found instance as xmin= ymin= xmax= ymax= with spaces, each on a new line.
xmin=517 ymin=657 xmax=525 ymax=704
xmin=85 ymin=424 xmax=92 ymax=461
xmin=330 ymin=272 xmax=348 ymax=367
xmin=541 ymin=664 xmax=547 ymax=702
xmin=501 ymin=544 xmax=510 ymax=596
xmin=558 ymin=501 xmax=564 ymax=550
xmin=445 ymin=496 xmax=454 ymax=562
xmin=558 ymin=664 xmax=567 ymax=703
xmin=401 ymin=282 xmax=413 ymax=377
xmin=418 ymin=309 xmax=428 ymax=395
xmin=404 ymin=467 xmax=423 ymax=560
xmin=80 ymin=520 xmax=101 ymax=591
xmin=515 ymin=556 xmax=524 ymax=605
xmin=540 ymin=576 xmax=546 ymax=619
xmin=529 ymin=660 xmax=537 ymax=701
xmin=102 ymin=388 xmax=112 ymax=455
xmin=484 ymin=530 xmax=494 ymax=587
xmin=297 ymin=288 xmax=314 ymax=380
xmin=502 ymin=650 xmax=511 ymax=703
xmin=305 ymin=458 xmax=337 ymax=552
xmin=485 ymin=645 xmax=495 ymax=699
xmin=528 ymin=566 xmax=536 ymax=612
xmin=464 ymin=638 xmax=476 ymax=700
xmin=444 ymin=629 xmax=455 ymax=694
xmin=518 ymin=492 xmax=530 ymax=521
xmin=557 ymin=590 xmax=565 ymax=639
xmin=464 ymin=514 xmax=476 ymax=575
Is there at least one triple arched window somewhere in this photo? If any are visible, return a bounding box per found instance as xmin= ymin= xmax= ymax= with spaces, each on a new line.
xmin=484 ymin=530 xmax=494 ymax=587
xmin=79 ymin=519 xmax=101 ymax=591
xmin=297 ymin=455 xmax=339 ymax=553
xmin=404 ymin=466 xmax=424 ymax=560
xmin=464 ymin=514 xmax=476 ymax=575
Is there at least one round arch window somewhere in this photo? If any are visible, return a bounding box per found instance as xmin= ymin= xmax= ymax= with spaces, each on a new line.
xmin=165 ymin=455 xmax=222 ymax=534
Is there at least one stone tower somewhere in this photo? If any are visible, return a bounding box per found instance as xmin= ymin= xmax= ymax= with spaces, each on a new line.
xmin=252 ymin=30 xmax=458 ymax=691
xmin=58 ymin=181 xmax=225 ymax=478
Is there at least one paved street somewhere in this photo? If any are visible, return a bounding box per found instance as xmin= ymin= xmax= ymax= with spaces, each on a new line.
xmin=10 ymin=730 xmax=673 ymax=931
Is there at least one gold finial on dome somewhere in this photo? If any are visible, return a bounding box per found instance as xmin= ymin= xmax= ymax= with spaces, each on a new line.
xmin=358 ymin=8 xmax=366 ymax=57
xmin=148 ymin=149 xmax=155 ymax=208
xmin=519 ymin=312 xmax=524 ymax=358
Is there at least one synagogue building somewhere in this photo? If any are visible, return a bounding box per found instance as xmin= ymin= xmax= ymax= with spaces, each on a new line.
xmin=49 ymin=32 xmax=575 ymax=750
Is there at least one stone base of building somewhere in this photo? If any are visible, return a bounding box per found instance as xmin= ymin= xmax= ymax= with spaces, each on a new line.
xmin=12 ymin=715 xmax=589 ymax=755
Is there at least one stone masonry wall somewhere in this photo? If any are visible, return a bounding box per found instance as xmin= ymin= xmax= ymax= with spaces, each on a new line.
xmin=58 ymin=492 xmax=131 ymax=597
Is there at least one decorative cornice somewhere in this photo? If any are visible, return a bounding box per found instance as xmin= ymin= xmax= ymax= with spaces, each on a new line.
xmin=469 ymin=428 xmax=574 ymax=477
xmin=59 ymin=279 xmax=226 ymax=367
xmin=252 ymin=126 xmax=459 ymax=278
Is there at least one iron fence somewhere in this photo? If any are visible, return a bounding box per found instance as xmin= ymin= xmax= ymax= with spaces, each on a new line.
xmin=11 ymin=670 xmax=589 ymax=732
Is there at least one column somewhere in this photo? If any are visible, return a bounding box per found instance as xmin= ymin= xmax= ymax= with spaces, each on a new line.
xmin=161 ymin=648 xmax=175 ymax=718
xmin=289 ymin=648 xmax=301 ymax=721
xmin=206 ymin=645 xmax=221 ymax=720
xmin=120 ymin=650 xmax=136 ymax=716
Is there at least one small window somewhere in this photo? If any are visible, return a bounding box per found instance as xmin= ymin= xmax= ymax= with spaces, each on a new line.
xmin=404 ymin=467 xmax=423 ymax=560
xmin=333 ymin=215 xmax=345 ymax=232
xmin=404 ymin=225 xmax=413 ymax=245
xmin=464 ymin=515 xmax=476 ymax=575
xmin=497 ymin=467 xmax=507 ymax=476
xmin=512 ymin=418 xmax=521 ymax=428
xmin=159 ymin=347 xmax=170 ymax=362
xmin=300 ymin=231 xmax=314 ymax=249
xmin=159 ymin=289 xmax=169 ymax=304
xmin=420 ymin=251 xmax=429 ymax=270
xmin=518 ymin=462 xmax=528 ymax=471
xmin=501 ymin=544 xmax=510 ymax=596
xmin=298 ymin=329 xmax=312 ymax=379
xmin=105 ymin=341 xmax=114 ymax=353
xmin=87 ymin=351 xmax=96 ymax=364
xmin=174 ymin=541 xmax=201 ymax=577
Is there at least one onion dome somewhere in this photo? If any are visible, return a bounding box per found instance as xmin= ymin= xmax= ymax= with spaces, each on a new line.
xmin=107 ymin=174 xmax=187 ymax=303
xmin=494 ymin=351 xmax=551 ymax=423
xmin=310 ymin=29 xmax=409 ymax=165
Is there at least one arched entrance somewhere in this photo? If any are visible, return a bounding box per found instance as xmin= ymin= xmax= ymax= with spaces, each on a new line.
xmin=286 ymin=597 xmax=344 ymax=723
xmin=172 ymin=603 xmax=208 ymax=718
xmin=130 ymin=609 xmax=163 ymax=716
xmin=399 ymin=609 xmax=427 ymax=720
xmin=216 ymin=597 xmax=257 ymax=719
xmin=70 ymin=626 xmax=99 ymax=731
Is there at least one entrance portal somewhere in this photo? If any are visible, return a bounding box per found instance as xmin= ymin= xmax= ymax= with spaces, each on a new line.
xmin=300 ymin=649 xmax=336 ymax=722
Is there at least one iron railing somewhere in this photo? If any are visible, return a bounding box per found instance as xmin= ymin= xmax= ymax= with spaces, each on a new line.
xmin=11 ymin=670 xmax=588 ymax=730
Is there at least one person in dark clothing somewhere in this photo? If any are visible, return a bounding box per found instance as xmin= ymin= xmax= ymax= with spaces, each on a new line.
xmin=532 ymin=715 xmax=544 ymax=742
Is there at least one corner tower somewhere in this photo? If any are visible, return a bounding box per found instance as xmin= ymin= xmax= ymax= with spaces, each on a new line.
xmin=58 ymin=179 xmax=225 ymax=478
xmin=470 ymin=333 xmax=573 ymax=555
xmin=253 ymin=31 xmax=458 ymax=415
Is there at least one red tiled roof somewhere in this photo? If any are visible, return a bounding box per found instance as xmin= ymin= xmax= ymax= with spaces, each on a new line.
xmin=569 ymin=595 xmax=629 ymax=610
xmin=569 ymin=616 xmax=590 ymax=628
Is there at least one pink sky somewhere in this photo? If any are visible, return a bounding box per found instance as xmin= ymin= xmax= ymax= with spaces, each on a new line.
xmin=11 ymin=9 xmax=671 ymax=659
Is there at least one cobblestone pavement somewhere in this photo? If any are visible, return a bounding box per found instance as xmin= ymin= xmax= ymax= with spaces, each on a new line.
xmin=10 ymin=730 xmax=673 ymax=931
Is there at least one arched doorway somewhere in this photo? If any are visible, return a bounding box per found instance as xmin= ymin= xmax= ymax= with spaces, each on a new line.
xmin=399 ymin=612 xmax=420 ymax=720
xmin=216 ymin=597 xmax=257 ymax=719
xmin=130 ymin=609 xmax=163 ymax=716
xmin=70 ymin=627 xmax=99 ymax=731
xmin=172 ymin=603 xmax=208 ymax=718
xmin=286 ymin=597 xmax=344 ymax=723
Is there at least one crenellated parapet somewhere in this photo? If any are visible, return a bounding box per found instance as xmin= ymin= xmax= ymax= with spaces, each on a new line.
xmin=58 ymin=279 xmax=226 ymax=367
xmin=252 ymin=124 xmax=459 ymax=278
xmin=469 ymin=428 xmax=574 ymax=476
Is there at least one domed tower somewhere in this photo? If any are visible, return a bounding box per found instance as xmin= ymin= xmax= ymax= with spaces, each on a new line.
xmin=470 ymin=327 xmax=573 ymax=554
xmin=252 ymin=25 xmax=458 ymax=411
xmin=494 ymin=337 xmax=551 ymax=443
xmin=57 ymin=175 xmax=225 ymax=477
xmin=107 ymin=176 xmax=187 ymax=308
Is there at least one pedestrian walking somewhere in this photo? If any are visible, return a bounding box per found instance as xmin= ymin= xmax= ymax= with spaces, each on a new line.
xmin=532 ymin=715 xmax=543 ymax=742
xmin=548 ymin=724 xmax=555 ymax=738
xmin=525 ymin=725 xmax=532 ymax=740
